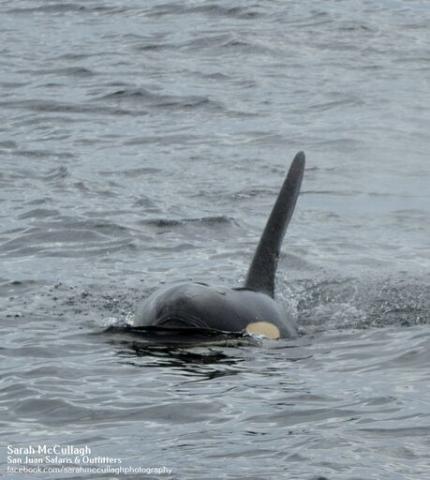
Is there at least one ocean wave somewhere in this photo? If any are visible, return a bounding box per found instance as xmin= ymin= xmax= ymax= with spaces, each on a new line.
xmin=97 ymin=88 xmax=224 ymax=112
xmin=139 ymin=215 xmax=236 ymax=228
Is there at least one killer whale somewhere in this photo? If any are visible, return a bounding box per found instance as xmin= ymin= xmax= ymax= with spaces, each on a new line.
xmin=134 ymin=151 xmax=305 ymax=339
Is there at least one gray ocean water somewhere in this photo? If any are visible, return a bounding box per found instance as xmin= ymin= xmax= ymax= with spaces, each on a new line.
xmin=1 ymin=1 xmax=429 ymax=479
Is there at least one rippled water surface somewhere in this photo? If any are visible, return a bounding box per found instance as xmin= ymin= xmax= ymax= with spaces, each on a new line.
xmin=1 ymin=1 xmax=429 ymax=479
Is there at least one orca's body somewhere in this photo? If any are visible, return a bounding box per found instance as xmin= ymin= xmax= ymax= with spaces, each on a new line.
xmin=135 ymin=152 xmax=305 ymax=339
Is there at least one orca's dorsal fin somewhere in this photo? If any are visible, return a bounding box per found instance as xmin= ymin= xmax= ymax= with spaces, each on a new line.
xmin=244 ymin=151 xmax=305 ymax=297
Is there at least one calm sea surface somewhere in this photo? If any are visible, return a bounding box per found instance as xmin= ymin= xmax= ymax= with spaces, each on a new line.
xmin=1 ymin=1 xmax=429 ymax=479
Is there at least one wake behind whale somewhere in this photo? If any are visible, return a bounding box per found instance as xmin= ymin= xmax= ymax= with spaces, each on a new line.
xmin=130 ymin=151 xmax=306 ymax=340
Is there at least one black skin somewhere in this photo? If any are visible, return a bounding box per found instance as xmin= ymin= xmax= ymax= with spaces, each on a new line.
xmin=135 ymin=152 xmax=305 ymax=338
xmin=135 ymin=282 xmax=297 ymax=337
